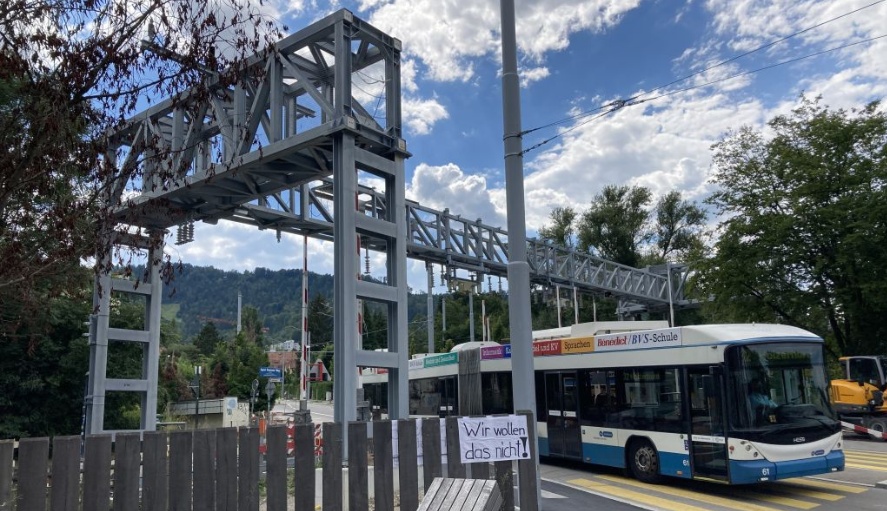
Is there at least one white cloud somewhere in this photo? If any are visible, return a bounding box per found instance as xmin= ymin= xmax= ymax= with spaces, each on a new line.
xmin=406 ymin=163 xmax=505 ymax=227
xmin=171 ymin=221 xmax=336 ymax=274
xmin=520 ymin=66 xmax=551 ymax=87
xmin=403 ymin=97 xmax=449 ymax=135
xmin=363 ymin=0 xmax=642 ymax=83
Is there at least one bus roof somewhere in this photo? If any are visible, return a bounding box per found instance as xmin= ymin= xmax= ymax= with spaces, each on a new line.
xmin=674 ymin=324 xmax=821 ymax=345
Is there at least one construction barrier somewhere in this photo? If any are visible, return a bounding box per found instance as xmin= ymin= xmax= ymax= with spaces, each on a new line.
xmin=314 ymin=423 xmax=323 ymax=456
xmin=259 ymin=420 xmax=322 ymax=456
xmin=841 ymin=420 xmax=887 ymax=440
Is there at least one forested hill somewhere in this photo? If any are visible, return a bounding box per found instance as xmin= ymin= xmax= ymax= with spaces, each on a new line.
xmin=159 ymin=264 xmax=335 ymax=339
xmin=157 ymin=264 xmax=440 ymax=341
xmin=155 ymin=264 xmax=613 ymax=346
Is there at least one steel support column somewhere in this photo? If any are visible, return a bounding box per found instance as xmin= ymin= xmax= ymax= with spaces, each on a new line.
xmin=86 ymin=230 xmax=164 ymax=433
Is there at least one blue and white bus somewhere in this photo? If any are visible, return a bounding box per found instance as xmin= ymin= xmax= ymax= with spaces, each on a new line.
xmin=362 ymin=322 xmax=844 ymax=484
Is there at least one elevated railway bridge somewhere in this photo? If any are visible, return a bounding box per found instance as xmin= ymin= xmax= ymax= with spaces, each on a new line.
xmin=85 ymin=9 xmax=693 ymax=435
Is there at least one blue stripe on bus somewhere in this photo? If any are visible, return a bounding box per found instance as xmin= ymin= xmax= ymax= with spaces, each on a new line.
xmin=660 ymin=451 xmax=692 ymax=479
xmin=582 ymin=442 xmax=624 ymax=467
xmin=728 ymin=451 xmax=844 ymax=484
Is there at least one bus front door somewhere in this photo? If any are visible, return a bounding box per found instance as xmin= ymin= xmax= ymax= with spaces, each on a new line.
xmin=688 ymin=367 xmax=728 ymax=481
xmin=545 ymin=372 xmax=582 ymax=458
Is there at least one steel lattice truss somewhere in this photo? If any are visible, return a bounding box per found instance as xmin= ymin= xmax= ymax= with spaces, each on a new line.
xmin=108 ymin=10 xmax=405 ymax=226
xmin=188 ymin=178 xmax=692 ymax=310
xmin=105 ymin=10 xmax=689 ymax=311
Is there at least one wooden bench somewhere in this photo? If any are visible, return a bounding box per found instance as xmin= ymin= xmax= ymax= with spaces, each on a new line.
xmin=418 ymin=477 xmax=502 ymax=511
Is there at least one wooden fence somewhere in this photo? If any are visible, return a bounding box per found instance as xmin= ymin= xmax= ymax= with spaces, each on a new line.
xmin=0 ymin=412 xmax=538 ymax=511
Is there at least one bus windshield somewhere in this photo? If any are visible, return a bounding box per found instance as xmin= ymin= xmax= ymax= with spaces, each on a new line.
xmin=725 ymin=342 xmax=839 ymax=442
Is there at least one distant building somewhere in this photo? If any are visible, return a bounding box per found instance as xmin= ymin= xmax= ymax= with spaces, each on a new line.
xmin=169 ymin=397 xmax=249 ymax=429
xmin=268 ymin=350 xmax=298 ymax=371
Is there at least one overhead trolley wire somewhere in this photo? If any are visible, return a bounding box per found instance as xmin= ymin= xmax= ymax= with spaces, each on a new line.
xmin=519 ymin=0 xmax=886 ymax=155
xmin=626 ymin=33 xmax=887 ymax=106
xmin=633 ymin=0 xmax=886 ymax=103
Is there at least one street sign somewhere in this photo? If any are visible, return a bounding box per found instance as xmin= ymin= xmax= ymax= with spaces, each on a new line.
xmin=259 ymin=367 xmax=282 ymax=378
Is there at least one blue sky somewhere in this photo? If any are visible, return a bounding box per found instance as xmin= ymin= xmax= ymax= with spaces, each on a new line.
xmin=169 ymin=0 xmax=887 ymax=290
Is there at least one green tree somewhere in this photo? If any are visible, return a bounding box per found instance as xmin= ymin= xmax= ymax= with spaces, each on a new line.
xmin=307 ymin=295 xmax=333 ymax=346
xmin=0 ymin=1 xmax=283 ymax=339
xmin=650 ymin=191 xmax=706 ymax=264
xmin=0 ymin=287 xmax=91 ymax=438
xmin=577 ymin=185 xmax=652 ymax=267
xmin=220 ymin=332 xmax=271 ymax=409
xmin=538 ymin=206 xmax=577 ymax=247
xmin=194 ymin=322 xmax=223 ymax=356
xmin=698 ymin=97 xmax=887 ymax=356
xmin=240 ymin=306 xmax=264 ymax=345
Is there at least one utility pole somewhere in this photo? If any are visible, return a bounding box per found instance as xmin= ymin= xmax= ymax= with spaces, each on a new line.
xmin=499 ymin=0 xmax=540 ymax=508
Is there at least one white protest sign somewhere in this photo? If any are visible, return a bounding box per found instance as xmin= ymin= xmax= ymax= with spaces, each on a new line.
xmin=458 ymin=415 xmax=531 ymax=464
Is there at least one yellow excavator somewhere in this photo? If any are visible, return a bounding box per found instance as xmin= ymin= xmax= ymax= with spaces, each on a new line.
xmin=830 ymin=355 xmax=887 ymax=433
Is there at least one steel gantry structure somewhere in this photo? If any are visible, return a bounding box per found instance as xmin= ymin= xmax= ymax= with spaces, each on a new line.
xmin=86 ymin=9 xmax=692 ymax=434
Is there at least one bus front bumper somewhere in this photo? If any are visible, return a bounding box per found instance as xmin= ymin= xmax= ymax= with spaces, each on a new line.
xmin=728 ymin=451 xmax=844 ymax=484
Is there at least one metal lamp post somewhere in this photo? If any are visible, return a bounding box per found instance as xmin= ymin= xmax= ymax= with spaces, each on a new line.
xmin=250 ymin=378 xmax=259 ymax=424
xmin=189 ymin=365 xmax=202 ymax=429
xmin=265 ymin=380 xmax=276 ymax=417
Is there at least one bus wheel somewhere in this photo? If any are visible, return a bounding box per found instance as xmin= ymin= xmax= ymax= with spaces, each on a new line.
xmin=629 ymin=439 xmax=661 ymax=483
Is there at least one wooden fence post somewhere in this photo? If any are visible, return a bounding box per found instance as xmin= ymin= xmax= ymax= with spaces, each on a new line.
xmin=398 ymin=419 xmax=419 ymax=511
xmin=322 ymin=422 xmax=343 ymax=511
xmin=49 ymin=436 xmax=80 ymax=511
xmin=114 ymin=433 xmax=142 ymax=511
xmin=493 ymin=460 xmax=514 ymax=511
xmin=373 ymin=421 xmax=394 ymax=511
xmin=294 ymin=424 xmax=315 ymax=511
xmin=238 ymin=428 xmax=260 ymax=511
xmin=266 ymin=425 xmax=288 ymax=511
xmin=143 ymin=431 xmax=169 ymax=511
xmin=169 ymin=430 xmax=193 ymax=511
xmin=193 ymin=429 xmax=216 ymax=511
xmin=421 ymin=419 xmax=442 ymax=492
xmin=17 ymin=438 xmax=49 ymax=511
xmin=445 ymin=417 xmax=466 ymax=478
xmin=348 ymin=422 xmax=369 ymax=511
xmin=0 ymin=440 xmax=12 ymax=511
xmin=216 ymin=428 xmax=238 ymax=511
xmin=83 ymin=435 xmax=111 ymax=511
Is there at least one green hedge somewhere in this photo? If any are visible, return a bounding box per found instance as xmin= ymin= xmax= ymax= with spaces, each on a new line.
xmin=310 ymin=381 xmax=333 ymax=401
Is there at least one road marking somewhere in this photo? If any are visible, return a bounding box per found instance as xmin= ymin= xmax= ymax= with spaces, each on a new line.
xmin=769 ymin=486 xmax=843 ymax=502
xmin=782 ymin=479 xmax=867 ymax=494
xmin=594 ymin=474 xmax=780 ymax=511
xmin=844 ymin=449 xmax=887 ymax=456
xmin=738 ymin=490 xmax=818 ymax=509
xmin=567 ymin=478 xmax=713 ymax=511
xmin=844 ymin=461 xmax=887 ymax=472
xmin=541 ymin=489 xmax=566 ymax=499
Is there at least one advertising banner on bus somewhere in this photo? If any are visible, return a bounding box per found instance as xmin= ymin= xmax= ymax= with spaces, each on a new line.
xmin=422 ymin=352 xmax=458 ymax=368
xmin=533 ymin=339 xmax=562 ymax=356
xmin=594 ymin=328 xmax=683 ymax=352
xmin=561 ymin=336 xmax=595 ymax=354
xmin=480 ymin=344 xmax=512 ymax=360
